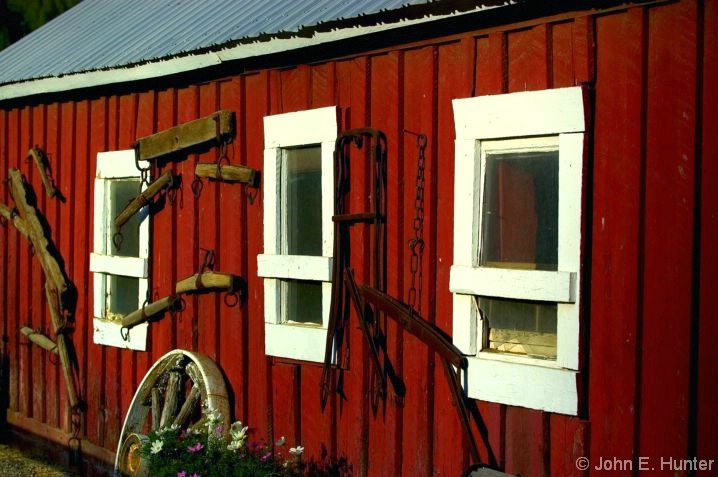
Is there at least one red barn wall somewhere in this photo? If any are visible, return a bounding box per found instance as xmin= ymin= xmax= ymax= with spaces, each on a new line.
xmin=0 ymin=1 xmax=716 ymax=476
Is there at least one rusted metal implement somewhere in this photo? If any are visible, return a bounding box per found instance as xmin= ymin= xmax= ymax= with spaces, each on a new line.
xmin=134 ymin=110 xmax=236 ymax=162
xmin=116 ymin=349 xmax=231 ymax=477
xmin=320 ymin=128 xmax=388 ymax=409
xmin=27 ymin=146 xmax=58 ymax=198
xmin=357 ymin=284 xmax=481 ymax=464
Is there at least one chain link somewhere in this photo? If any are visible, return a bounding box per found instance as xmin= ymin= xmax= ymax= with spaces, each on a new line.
xmin=408 ymin=134 xmax=427 ymax=313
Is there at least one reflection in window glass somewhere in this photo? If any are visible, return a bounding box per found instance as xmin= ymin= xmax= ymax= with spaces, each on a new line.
xmin=109 ymin=179 xmax=141 ymax=257
xmin=285 ymin=280 xmax=322 ymax=325
xmin=283 ymin=146 xmax=322 ymax=256
xmin=478 ymin=296 xmax=557 ymax=360
xmin=480 ymin=151 xmax=558 ymax=271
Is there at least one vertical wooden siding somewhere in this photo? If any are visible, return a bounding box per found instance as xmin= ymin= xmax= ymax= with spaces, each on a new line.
xmin=0 ymin=2 xmax=716 ymax=476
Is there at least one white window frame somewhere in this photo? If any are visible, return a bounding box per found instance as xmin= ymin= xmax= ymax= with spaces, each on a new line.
xmin=258 ymin=106 xmax=337 ymax=362
xmin=450 ymin=87 xmax=586 ymax=415
xmin=90 ymin=149 xmax=150 ymax=350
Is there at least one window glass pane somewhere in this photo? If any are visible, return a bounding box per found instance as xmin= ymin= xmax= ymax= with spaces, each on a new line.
xmin=480 ymin=150 xmax=558 ymax=270
xmin=283 ymin=146 xmax=322 ymax=256
xmin=284 ymin=280 xmax=322 ymax=325
xmin=109 ymin=179 xmax=142 ymax=257
xmin=107 ymin=274 xmax=139 ymax=319
xmin=478 ymin=297 xmax=557 ymax=360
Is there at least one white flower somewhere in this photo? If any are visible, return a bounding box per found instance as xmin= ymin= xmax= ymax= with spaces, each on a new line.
xmin=230 ymin=421 xmax=248 ymax=441
xmin=276 ymin=436 xmax=286 ymax=446
xmin=150 ymin=440 xmax=164 ymax=454
xmin=227 ymin=439 xmax=243 ymax=451
xmin=289 ymin=446 xmax=304 ymax=456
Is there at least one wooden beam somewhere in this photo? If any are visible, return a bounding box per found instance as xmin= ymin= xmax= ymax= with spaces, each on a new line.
xmin=134 ymin=109 xmax=235 ymax=161
xmin=194 ymin=162 xmax=258 ymax=186
xmin=27 ymin=147 xmax=58 ymax=198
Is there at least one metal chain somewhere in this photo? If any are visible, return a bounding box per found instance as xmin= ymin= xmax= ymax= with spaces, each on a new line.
xmin=408 ymin=134 xmax=427 ymax=314
xmin=68 ymin=407 xmax=82 ymax=467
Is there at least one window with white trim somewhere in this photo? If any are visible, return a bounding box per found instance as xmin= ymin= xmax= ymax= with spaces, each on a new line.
xmin=258 ymin=106 xmax=337 ymax=362
xmin=450 ymin=87 xmax=586 ymax=415
xmin=90 ymin=150 xmax=149 ymax=350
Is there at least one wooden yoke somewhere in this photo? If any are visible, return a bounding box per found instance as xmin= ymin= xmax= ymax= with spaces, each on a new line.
xmin=114 ymin=170 xmax=175 ymax=231
xmin=134 ymin=110 xmax=236 ymax=162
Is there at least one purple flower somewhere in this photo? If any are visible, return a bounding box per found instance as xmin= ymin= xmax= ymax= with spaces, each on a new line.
xmin=261 ymin=451 xmax=273 ymax=462
xmin=177 ymin=472 xmax=187 ymax=477
xmin=215 ymin=424 xmax=225 ymax=434
xmin=187 ymin=442 xmax=204 ymax=453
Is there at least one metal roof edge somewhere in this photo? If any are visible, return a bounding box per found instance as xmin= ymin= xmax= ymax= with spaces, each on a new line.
xmin=0 ymin=4 xmax=504 ymax=102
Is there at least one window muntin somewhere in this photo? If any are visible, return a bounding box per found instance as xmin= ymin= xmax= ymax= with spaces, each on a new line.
xmin=258 ymin=106 xmax=337 ymax=362
xmin=451 ymin=86 xmax=586 ymax=415
xmin=90 ymin=150 xmax=149 ymax=350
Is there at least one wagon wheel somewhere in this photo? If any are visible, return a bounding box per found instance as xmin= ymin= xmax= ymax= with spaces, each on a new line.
xmin=115 ymin=349 xmax=231 ymax=477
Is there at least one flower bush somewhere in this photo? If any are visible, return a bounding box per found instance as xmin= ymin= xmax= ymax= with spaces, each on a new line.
xmin=141 ymin=406 xmax=304 ymax=477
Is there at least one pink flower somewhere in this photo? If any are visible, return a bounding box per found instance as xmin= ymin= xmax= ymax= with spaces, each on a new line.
xmin=177 ymin=472 xmax=187 ymax=477
xmin=187 ymin=442 xmax=204 ymax=453
xmin=261 ymin=451 xmax=273 ymax=462
xmin=215 ymin=425 xmax=225 ymax=434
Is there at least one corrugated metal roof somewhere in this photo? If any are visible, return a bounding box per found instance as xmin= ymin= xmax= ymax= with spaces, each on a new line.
xmin=0 ymin=0 xmax=513 ymax=99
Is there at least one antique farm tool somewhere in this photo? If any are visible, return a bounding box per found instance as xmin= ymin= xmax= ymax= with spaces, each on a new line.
xmin=27 ymin=146 xmax=58 ymax=198
xmin=115 ymin=349 xmax=231 ymax=477
xmin=134 ymin=110 xmax=236 ymax=162
xmin=320 ymin=128 xmax=387 ymax=409
xmin=194 ymin=162 xmax=258 ymax=186
xmin=21 ymin=326 xmax=58 ymax=354
xmin=358 ymin=284 xmax=481 ymax=464
xmin=5 ymin=168 xmax=80 ymax=410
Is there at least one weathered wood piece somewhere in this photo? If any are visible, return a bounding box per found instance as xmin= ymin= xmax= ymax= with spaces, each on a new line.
xmin=151 ymin=388 xmax=162 ymax=432
xmin=27 ymin=147 xmax=58 ymax=198
xmin=194 ymin=162 xmax=258 ymax=186
xmin=134 ymin=110 xmax=235 ymax=162
xmin=0 ymin=202 xmax=30 ymax=237
xmin=159 ymin=369 xmax=181 ymax=428
xmin=114 ymin=171 xmax=174 ymax=230
xmin=121 ymin=295 xmax=179 ymax=330
xmin=45 ymin=282 xmax=80 ymax=409
xmin=21 ymin=326 xmax=58 ymax=354
xmin=8 ymin=168 xmax=68 ymax=294
xmin=175 ymin=271 xmax=237 ymax=294
xmin=172 ymin=385 xmax=201 ymax=428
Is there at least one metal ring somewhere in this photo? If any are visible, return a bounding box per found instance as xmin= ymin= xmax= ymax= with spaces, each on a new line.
xmin=224 ymin=291 xmax=239 ymax=308
xmin=120 ymin=327 xmax=130 ymax=341
xmin=113 ymin=232 xmax=124 ymax=251
xmin=191 ymin=176 xmax=203 ymax=198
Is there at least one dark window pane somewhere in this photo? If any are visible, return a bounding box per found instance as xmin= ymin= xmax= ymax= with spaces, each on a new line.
xmin=285 ymin=280 xmax=322 ymax=325
xmin=107 ymin=275 xmax=139 ymax=319
xmin=480 ymin=150 xmax=558 ymax=270
xmin=284 ymin=146 xmax=322 ymax=256
xmin=110 ymin=178 xmax=141 ymax=257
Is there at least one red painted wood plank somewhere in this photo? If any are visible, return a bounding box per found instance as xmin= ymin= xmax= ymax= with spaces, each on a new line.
xmin=133 ymin=90 xmax=156 ymax=391
xmin=507 ymin=24 xmax=550 ymax=92
xmin=6 ymin=108 xmax=21 ymax=415
xmin=30 ymin=103 xmax=47 ymax=424
xmin=572 ymin=16 xmax=595 ymax=85
xmin=310 ymin=62 xmax=336 ymax=109
xmin=72 ymin=99 xmax=92 ymax=440
xmin=280 ymin=65 xmax=311 ymax=112
xmin=58 ymin=102 xmax=77 ymax=436
xmin=640 ymin=3 xmax=697 ymax=473
xmin=0 ymin=108 xmax=7 ymax=419
xmin=176 ymin=85 xmax=200 ymax=352
xmin=368 ymin=50 xmax=403 ymax=477
xmin=333 ymin=56 xmax=370 ymax=477
xmin=435 ymin=38 xmax=476 ymax=476
xmin=400 ymin=45 xmax=436 ymax=477
xmin=271 ymin=362 xmax=300 ymax=448
xmin=151 ymin=87 xmax=179 ymax=362
xmin=589 ymin=7 xmax=644 ymax=468
xmin=475 ymin=33 xmax=506 ymax=96
xmin=217 ymin=77 xmax=249 ymax=423
xmin=103 ymin=94 xmax=123 ymax=452
xmin=549 ymin=415 xmax=588 ymax=477
xmin=18 ymin=106 xmax=33 ymax=420
xmin=697 ymin=1 xmax=718 ymax=473
xmin=244 ymin=70 xmax=272 ymax=437
xmin=43 ymin=102 xmax=61 ymax=429
xmin=196 ymin=81 xmax=221 ymax=363
xmin=551 ymin=21 xmax=575 ymax=88
xmin=476 ymin=401 xmax=505 ymax=470
xmin=86 ymin=97 xmax=108 ymax=446
xmin=504 ymin=407 xmax=549 ymax=477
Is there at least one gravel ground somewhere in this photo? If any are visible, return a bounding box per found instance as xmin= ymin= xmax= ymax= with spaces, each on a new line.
xmin=0 ymin=443 xmax=82 ymax=477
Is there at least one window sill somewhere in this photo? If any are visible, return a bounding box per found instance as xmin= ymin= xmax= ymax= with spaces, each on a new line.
xmin=93 ymin=318 xmax=148 ymax=351
xmin=463 ymin=355 xmax=578 ymax=415
xmin=264 ymin=323 xmax=328 ymax=363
